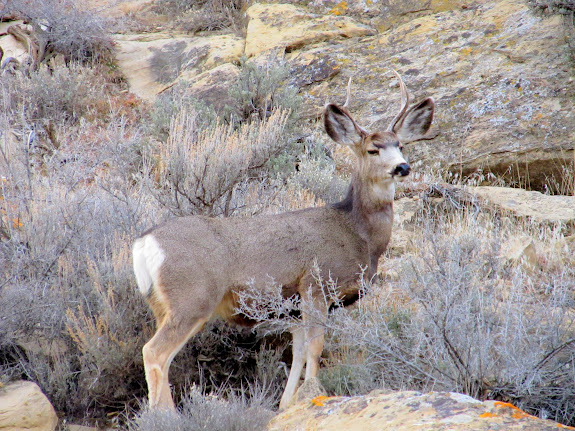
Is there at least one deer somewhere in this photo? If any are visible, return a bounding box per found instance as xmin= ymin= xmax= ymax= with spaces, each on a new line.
xmin=132 ymin=72 xmax=435 ymax=411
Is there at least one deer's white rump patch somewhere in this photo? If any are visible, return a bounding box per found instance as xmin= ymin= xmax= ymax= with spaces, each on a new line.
xmin=133 ymin=234 xmax=165 ymax=296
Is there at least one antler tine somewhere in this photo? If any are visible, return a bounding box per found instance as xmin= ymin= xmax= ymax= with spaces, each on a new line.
xmin=342 ymin=76 xmax=352 ymax=108
xmin=387 ymin=70 xmax=410 ymax=132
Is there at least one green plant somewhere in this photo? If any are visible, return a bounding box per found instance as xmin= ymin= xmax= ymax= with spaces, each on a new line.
xmin=227 ymin=56 xmax=301 ymax=126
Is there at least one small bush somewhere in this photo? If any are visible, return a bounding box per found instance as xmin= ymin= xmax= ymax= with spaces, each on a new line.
xmin=147 ymin=83 xmax=218 ymax=141
xmin=153 ymin=0 xmax=247 ymax=35
xmin=130 ymin=386 xmax=275 ymax=431
xmin=227 ymin=56 xmax=301 ymax=126
xmin=148 ymin=107 xmax=293 ymax=217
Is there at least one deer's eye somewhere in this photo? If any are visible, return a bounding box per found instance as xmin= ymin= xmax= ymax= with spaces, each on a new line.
xmin=367 ymin=149 xmax=379 ymax=155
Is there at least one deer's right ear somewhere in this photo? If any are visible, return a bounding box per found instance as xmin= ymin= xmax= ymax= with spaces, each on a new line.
xmin=324 ymin=104 xmax=362 ymax=146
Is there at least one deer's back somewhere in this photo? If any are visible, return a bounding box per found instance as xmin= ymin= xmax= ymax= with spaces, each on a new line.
xmin=143 ymin=206 xmax=368 ymax=305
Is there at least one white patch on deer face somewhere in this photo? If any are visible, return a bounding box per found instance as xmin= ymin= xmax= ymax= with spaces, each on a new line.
xmin=361 ymin=132 xmax=410 ymax=203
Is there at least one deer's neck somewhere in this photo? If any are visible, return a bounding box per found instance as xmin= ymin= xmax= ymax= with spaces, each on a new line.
xmin=333 ymin=178 xmax=395 ymax=276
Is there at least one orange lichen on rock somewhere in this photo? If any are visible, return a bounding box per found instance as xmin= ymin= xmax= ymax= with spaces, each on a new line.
xmin=493 ymin=401 xmax=536 ymax=420
xmin=311 ymin=396 xmax=331 ymax=407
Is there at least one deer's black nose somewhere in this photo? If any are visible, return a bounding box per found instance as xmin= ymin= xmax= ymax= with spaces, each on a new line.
xmin=393 ymin=163 xmax=410 ymax=177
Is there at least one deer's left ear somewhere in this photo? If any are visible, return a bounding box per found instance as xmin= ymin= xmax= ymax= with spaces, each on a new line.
xmin=393 ymin=98 xmax=435 ymax=143
xmin=324 ymin=104 xmax=363 ymax=147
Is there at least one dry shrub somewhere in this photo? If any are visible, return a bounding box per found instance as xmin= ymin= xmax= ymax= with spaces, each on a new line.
xmin=0 ymin=64 xmax=121 ymax=136
xmin=154 ymin=0 xmax=247 ymax=35
xmin=0 ymin=66 xmax=301 ymax=421
xmin=130 ymin=386 xmax=275 ymax=431
xmin=318 ymin=203 xmax=575 ymax=426
xmin=227 ymin=56 xmax=301 ymax=125
xmin=149 ymin=107 xmax=292 ymax=217
xmin=1 ymin=0 xmax=114 ymax=65
xmin=0 ymin=114 xmax=152 ymax=418
xmin=184 ymin=0 xmax=247 ymax=35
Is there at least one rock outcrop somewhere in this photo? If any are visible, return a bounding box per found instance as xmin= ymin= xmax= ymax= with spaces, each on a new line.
xmin=467 ymin=186 xmax=575 ymax=223
xmin=0 ymin=380 xmax=58 ymax=431
xmin=268 ymin=391 xmax=575 ymax=431
xmin=114 ymin=33 xmax=244 ymax=100
xmin=244 ymin=4 xmax=375 ymax=57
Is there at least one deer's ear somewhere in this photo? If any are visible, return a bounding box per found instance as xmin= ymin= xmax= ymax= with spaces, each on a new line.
xmin=393 ymin=98 xmax=435 ymax=143
xmin=324 ymin=104 xmax=362 ymax=146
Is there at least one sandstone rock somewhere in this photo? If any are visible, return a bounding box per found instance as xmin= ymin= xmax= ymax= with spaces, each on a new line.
xmin=375 ymin=0 xmax=468 ymax=32
xmin=0 ymin=380 xmax=58 ymax=431
xmin=296 ymin=0 xmax=573 ymax=190
xmin=268 ymin=391 xmax=574 ymax=430
xmin=288 ymin=50 xmax=340 ymax=88
xmin=244 ymin=4 xmax=375 ymax=57
xmin=66 ymin=425 xmax=99 ymax=431
xmin=501 ymin=235 xmax=538 ymax=269
xmin=293 ymin=377 xmax=327 ymax=406
xmin=114 ymin=33 xmax=243 ymax=100
xmin=467 ymin=186 xmax=575 ymax=223
xmin=172 ymin=63 xmax=240 ymax=114
xmin=0 ymin=21 xmax=30 ymax=64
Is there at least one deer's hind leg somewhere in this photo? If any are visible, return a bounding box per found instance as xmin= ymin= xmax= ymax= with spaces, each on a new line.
xmin=143 ymin=312 xmax=209 ymax=410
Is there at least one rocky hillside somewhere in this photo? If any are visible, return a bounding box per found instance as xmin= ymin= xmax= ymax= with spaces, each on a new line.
xmin=111 ymin=0 xmax=574 ymax=190
xmin=2 ymin=0 xmax=573 ymax=188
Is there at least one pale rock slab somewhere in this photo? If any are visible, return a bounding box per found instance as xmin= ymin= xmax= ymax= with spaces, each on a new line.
xmin=468 ymin=186 xmax=575 ymax=223
xmin=244 ymin=3 xmax=375 ymax=57
xmin=268 ymin=391 xmax=574 ymax=431
xmin=114 ymin=33 xmax=244 ymax=100
xmin=0 ymin=380 xmax=58 ymax=431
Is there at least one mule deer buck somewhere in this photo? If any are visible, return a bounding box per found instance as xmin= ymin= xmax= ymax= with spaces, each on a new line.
xmin=133 ymin=73 xmax=435 ymax=410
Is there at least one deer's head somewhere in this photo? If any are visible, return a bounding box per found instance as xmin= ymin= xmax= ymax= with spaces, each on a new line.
xmin=324 ymin=72 xmax=435 ymax=202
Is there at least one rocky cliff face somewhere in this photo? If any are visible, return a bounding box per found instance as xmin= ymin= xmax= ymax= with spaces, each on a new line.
xmin=107 ymin=0 xmax=573 ymax=191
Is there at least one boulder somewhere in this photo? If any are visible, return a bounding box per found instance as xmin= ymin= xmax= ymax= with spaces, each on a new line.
xmin=268 ymin=391 xmax=575 ymax=431
xmin=114 ymin=33 xmax=244 ymax=100
xmin=0 ymin=380 xmax=58 ymax=431
xmin=467 ymin=186 xmax=575 ymax=223
xmin=175 ymin=63 xmax=241 ymax=114
xmin=244 ymin=4 xmax=375 ymax=57
xmin=293 ymin=377 xmax=327 ymax=406
xmin=67 ymin=425 xmax=99 ymax=431
xmin=501 ymin=235 xmax=538 ymax=269
xmin=0 ymin=21 xmax=29 ymax=64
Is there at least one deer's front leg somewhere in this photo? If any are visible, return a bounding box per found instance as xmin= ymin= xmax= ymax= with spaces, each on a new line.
xmin=279 ymin=327 xmax=306 ymax=410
